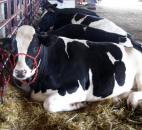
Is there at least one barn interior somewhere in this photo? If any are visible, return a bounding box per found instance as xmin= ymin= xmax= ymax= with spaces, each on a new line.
xmin=0 ymin=0 xmax=142 ymax=130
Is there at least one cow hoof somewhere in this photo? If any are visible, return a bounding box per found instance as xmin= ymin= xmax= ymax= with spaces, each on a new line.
xmin=112 ymin=97 xmax=122 ymax=107
xmin=127 ymin=93 xmax=138 ymax=111
xmin=43 ymin=96 xmax=61 ymax=112
xmin=71 ymin=102 xmax=87 ymax=110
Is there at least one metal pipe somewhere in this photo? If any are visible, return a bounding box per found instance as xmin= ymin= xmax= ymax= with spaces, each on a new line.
xmin=0 ymin=0 xmax=7 ymax=4
xmin=0 ymin=9 xmax=22 ymax=30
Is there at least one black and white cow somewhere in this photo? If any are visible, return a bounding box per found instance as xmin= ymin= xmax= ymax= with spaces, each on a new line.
xmin=45 ymin=24 xmax=142 ymax=52
xmin=38 ymin=3 xmax=127 ymax=37
xmin=38 ymin=6 xmax=100 ymax=32
xmin=1 ymin=25 xmax=142 ymax=112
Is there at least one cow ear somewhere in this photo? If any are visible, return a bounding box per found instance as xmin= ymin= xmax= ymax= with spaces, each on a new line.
xmin=43 ymin=0 xmax=57 ymax=13
xmin=47 ymin=4 xmax=57 ymax=13
xmin=0 ymin=38 xmax=12 ymax=51
xmin=37 ymin=34 xmax=58 ymax=47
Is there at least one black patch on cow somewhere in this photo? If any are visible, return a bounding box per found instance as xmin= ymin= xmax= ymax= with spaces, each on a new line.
xmin=29 ymin=36 xmax=126 ymax=99
xmin=58 ymin=80 xmax=79 ymax=96
xmin=26 ymin=34 xmax=40 ymax=69
xmin=114 ymin=61 xmax=126 ymax=86
xmin=87 ymin=42 xmax=126 ymax=98
xmin=80 ymin=74 xmax=90 ymax=90
xmin=119 ymin=36 xmax=127 ymax=43
xmin=38 ymin=8 xmax=100 ymax=32
xmin=39 ymin=12 xmax=56 ymax=32
xmin=74 ymin=13 xmax=87 ymax=21
xmin=43 ymin=38 xmax=89 ymax=95
xmin=81 ymin=15 xmax=102 ymax=26
xmin=49 ymin=24 xmax=127 ymax=44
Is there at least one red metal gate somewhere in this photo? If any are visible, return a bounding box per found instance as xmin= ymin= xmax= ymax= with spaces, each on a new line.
xmin=0 ymin=0 xmax=40 ymax=38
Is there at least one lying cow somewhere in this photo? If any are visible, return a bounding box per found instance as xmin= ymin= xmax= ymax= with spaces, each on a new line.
xmin=38 ymin=2 xmax=127 ymax=36
xmin=1 ymin=25 xmax=142 ymax=112
xmin=44 ymin=24 xmax=142 ymax=52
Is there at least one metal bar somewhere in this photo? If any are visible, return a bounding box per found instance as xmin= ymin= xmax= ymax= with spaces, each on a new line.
xmin=8 ymin=17 xmax=24 ymax=37
xmin=7 ymin=0 xmax=11 ymax=34
xmin=0 ymin=9 xmax=22 ymax=30
xmin=0 ymin=0 xmax=40 ymax=37
xmin=0 ymin=0 xmax=7 ymax=4
xmin=14 ymin=0 xmax=18 ymax=26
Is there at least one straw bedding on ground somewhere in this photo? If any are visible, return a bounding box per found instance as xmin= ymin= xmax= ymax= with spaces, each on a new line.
xmin=0 ymin=85 xmax=142 ymax=130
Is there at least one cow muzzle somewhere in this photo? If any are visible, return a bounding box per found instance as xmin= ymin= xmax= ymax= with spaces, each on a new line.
xmin=14 ymin=69 xmax=27 ymax=79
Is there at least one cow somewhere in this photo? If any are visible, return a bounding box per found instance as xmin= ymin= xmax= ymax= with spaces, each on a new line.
xmin=38 ymin=2 xmax=127 ymax=37
xmin=38 ymin=6 xmax=100 ymax=32
xmin=1 ymin=25 xmax=142 ymax=112
xmin=44 ymin=24 xmax=142 ymax=52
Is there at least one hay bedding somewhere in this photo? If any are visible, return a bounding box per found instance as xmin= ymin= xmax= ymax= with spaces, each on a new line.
xmin=0 ymin=85 xmax=142 ymax=130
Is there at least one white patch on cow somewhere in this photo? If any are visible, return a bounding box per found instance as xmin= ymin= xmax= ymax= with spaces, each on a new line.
xmin=43 ymin=80 xmax=88 ymax=112
xmin=13 ymin=25 xmax=37 ymax=80
xmin=60 ymin=36 xmax=89 ymax=49
xmin=127 ymin=91 xmax=142 ymax=110
xmin=119 ymin=38 xmax=133 ymax=47
xmin=89 ymin=18 xmax=127 ymax=36
xmin=86 ymin=69 xmax=102 ymax=101
xmin=107 ymin=47 xmax=142 ymax=99
xmin=62 ymin=37 xmax=69 ymax=58
xmin=83 ymin=26 xmax=87 ymax=31
xmin=31 ymin=89 xmax=58 ymax=102
xmin=125 ymin=50 xmax=142 ymax=109
xmin=41 ymin=10 xmax=48 ymax=19
xmin=107 ymin=52 xmax=117 ymax=64
xmin=71 ymin=14 xmax=88 ymax=24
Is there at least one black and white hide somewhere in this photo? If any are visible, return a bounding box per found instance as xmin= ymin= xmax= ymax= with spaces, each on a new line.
xmin=38 ymin=3 xmax=127 ymax=37
xmin=45 ymin=24 xmax=142 ymax=52
xmin=1 ymin=25 xmax=142 ymax=112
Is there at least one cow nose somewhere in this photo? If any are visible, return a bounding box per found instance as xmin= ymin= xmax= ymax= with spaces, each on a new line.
xmin=15 ymin=69 xmax=27 ymax=78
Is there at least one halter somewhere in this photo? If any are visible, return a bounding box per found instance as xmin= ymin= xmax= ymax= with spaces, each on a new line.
xmin=13 ymin=46 xmax=41 ymax=84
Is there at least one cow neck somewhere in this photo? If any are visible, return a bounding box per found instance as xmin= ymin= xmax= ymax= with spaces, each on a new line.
xmin=38 ymin=44 xmax=49 ymax=77
xmin=54 ymin=12 xmax=75 ymax=29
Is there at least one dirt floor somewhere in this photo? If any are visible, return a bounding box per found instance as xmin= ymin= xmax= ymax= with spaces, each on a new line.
xmin=95 ymin=1 xmax=142 ymax=42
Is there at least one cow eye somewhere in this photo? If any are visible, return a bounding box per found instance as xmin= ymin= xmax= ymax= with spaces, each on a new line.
xmin=33 ymin=47 xmax=38 ymax=53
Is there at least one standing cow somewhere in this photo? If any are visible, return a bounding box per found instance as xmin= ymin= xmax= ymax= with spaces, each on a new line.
xmin=1 ymin=25 xmax=142 ymax=112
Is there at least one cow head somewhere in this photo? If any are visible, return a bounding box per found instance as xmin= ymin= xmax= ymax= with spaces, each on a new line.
xmin=40 ymin=0 xmax=57 ymax=12
xmin=38 ymin=2 xmax=58 ymax=32
xmin=0 ymin=25 xmax=42 ymax=81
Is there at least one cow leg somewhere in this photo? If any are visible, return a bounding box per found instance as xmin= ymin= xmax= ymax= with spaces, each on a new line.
xmin=127 ymin=91 xmax=142 ymax=110
xmin=127 ymin=74 xmax=142 ymax=110
xmin=113 ymin=92 xmax=131 ymax=106
xmin=43 ymin=92 xmax=86 ymax=112
xmin=43 ymin=96 xmax=86 ymax=112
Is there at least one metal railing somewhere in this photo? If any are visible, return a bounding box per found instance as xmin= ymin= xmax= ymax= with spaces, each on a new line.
xmin=0 ymin=0 xmax=40 ymax=38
